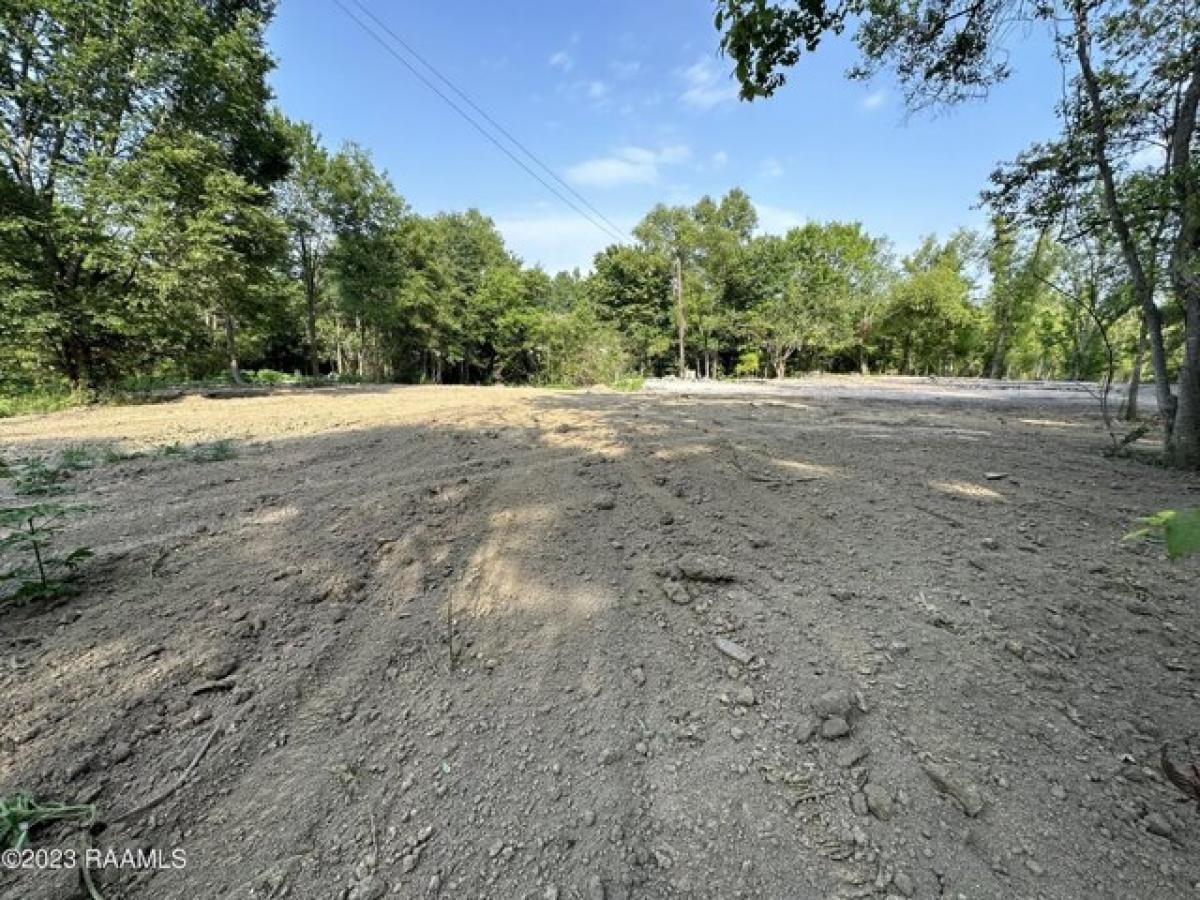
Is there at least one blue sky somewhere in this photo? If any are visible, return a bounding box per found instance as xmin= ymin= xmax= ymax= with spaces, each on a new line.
xmin=267 ymin=1 xmax=1066 ymax=273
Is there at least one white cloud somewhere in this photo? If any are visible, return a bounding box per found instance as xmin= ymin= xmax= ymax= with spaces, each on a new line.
xmin=760 ymin=157 xmax=784 ymax=178
xmin=548 ymin=50 xmax=573 ymax=71
xmin=711 ymin=150 xmax=728 ymax=168
xmin=566 ymin=144 xmax=691 ymax=188
xmin=680 ymin=58 xmax=738 ymax=109
xmin=611 ymin=60 xmax=641 ymax=79
xmin=586 ymin=80 xmax=610 ymax=100
xmin=754 ymin=202 xmax=804 ymax=234
xmin=495 ymin=213 xmax=631 ymax=274
xmin=861 ymin=89 xmax=887 ymax=110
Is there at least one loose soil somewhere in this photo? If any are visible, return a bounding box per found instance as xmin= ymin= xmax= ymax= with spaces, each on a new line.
xmin=1 ymin=380 xmax=1198 ymax=900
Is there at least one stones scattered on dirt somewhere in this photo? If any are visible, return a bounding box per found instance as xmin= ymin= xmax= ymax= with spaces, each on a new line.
xmin=1144 ymin=812 xmax=1173 ymax=839
xmin=864 ymin=782 xmax=894 ymax=821
xmin=5 ymin=384 xmax=1199 ymax=900
xmin=662 ymin=579 xmax=691 ymax=605
xmin=921 ymin=758 xmax=986 ymax=817
xmin=837 ymin=745 xmax=868 ymax=768
xmin=593 ymin=494 xmax=616 ymax=510
xmin=714 ymin=636 xmax=753 ymax=665
xmin=676 ymin=553 xmax=737 ymax=582
xmin=733 ymin=685 xmax=756 ymax=706
xmin=191 ymin=678 xmax=236 ymax=695
xmin=813 ymin=687 xmax=855 ymax=719
xmin=348 ymin=877 xmax=387 ymax=900
xmin=820 ymin=716 xmax=851 ymax=739
xmin=197 ymin=651 xmax=238 ymax=681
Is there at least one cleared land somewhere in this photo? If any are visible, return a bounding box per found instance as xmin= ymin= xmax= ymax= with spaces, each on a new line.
xmin=1 ymin=380 xmax=1198 ymax=900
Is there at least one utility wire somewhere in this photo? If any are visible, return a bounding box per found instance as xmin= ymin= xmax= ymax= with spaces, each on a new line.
xmin=349 ymin=0 xmax=632 ymax=244
xmin=330 ymin=0 xmax=629 ymax=246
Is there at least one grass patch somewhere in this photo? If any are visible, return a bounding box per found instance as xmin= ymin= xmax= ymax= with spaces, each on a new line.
xmin=189 ymin=439 xmax=237 ymax=462
xmin=8 ymin=458 xmax=71 ymax=496
xmin=0 ymin=389 xmax=78 ymax=419
xmin=608 ymin=375 xmax=645 ymax=392
xmin=154 ymin=439 xmax=237 ymax=463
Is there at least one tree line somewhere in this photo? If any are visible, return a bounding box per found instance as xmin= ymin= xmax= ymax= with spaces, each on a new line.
xmin=716 ymin=0 xmax=1200 ymax=466
xmin=1 ymin=1 xmax=1194 ymax=466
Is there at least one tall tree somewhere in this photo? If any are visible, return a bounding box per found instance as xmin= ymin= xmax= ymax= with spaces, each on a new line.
xmin=0 ymin=0 xmax=287 ymax=389
xmin=883 ymin=235 xmax=982 ymax=375
xmin=715 ymin=0 xmax=1200 ymax=468
xmin=277 ymin=119 xmax=334 ymax=377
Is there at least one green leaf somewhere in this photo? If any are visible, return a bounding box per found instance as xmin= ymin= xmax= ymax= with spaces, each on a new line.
xmin=1163 ymin=508 xmax=1200 ymax=561
xmin=1126 ymin=508 xmax=1200 ymax=561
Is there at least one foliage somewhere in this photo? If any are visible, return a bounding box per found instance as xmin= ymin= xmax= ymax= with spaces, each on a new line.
xmin=713 ymin=0 xmax=1200 ymax=468
xmin=0 ymin=791 xmax=95 ymax=851
xmin=1125 ymin=509 xmax=1200 ymax=560
xmin=0 ymin=389 xmax=77 ymax=419
xmin=0 ymin=0 xmax=1184 ymax=430
xmin=155 ymin=440 xmax=238 ymax=463
xmin=8 ymin=459 xmax=71 ymax=497
xmin=0 ymin=0 xmax=289 ymax=390
xmin=0 ymin=503 xmax=92 ymax=605
xmin=608 ymin=375 xmax=646 ymax=392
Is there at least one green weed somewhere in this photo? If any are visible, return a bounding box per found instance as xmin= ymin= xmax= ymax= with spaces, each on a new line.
xmin=608 ymin=375 xmax=646 ymax=392
xmin=0 ymin=791 xmax=96 ymax=851
xmin=188 ymin=439 xmax=237 ymax=462
xmin=12 ymin=458 xmax=70 ymax=496
xmin=0 ymin=503 xmax=93 ymax=606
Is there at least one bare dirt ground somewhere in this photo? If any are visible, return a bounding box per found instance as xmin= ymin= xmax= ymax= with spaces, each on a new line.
xmin=1 ymin=380 xmax=1198 ymax=900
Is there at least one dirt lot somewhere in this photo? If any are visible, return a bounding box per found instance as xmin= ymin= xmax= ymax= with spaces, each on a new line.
xmin=1 ymin=380 xmax=1198 ymax=900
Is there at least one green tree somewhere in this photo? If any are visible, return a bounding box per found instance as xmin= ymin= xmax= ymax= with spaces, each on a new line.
xmin=714 ymin=0 xmax=1200 ymax=468
xmin=277 ymin=119 xmax=335 ymax=377
xmin=588 ymin=244 xmax=673 ymax=373
xmin=0 ymin=0 xmax=287 ymax=390
xmin=324 ymin=144 xmax=409 ymax=379
xmin=883 ymin=235 xmax=982 ymax=375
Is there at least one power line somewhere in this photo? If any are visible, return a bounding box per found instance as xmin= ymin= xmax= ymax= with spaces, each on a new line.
xmin=329 ymin=0 xmax=629 ymax=247
xmin=349 ymin=0 xmax=632 ymax=244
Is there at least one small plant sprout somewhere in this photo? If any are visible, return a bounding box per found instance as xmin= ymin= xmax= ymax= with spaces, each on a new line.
xmin=0 ymin=503 xmax=93 ymax=605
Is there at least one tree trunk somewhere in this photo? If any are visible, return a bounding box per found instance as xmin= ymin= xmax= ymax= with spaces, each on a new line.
xmin=224 ymin=312 xmax=242 ymax=384
xmin=1122 ymin=315 xmax=1147 ymax=421
xmin=356 ymin=316 xmax=365 ymax=379
xmin=987 ymin=323 xmax=1008 ymax=380
xmin=673 ymin=255 xmax=686 ymax=377
xmin=1163 ymin=50 xmax=1200 ymax=468
xmin=1072 ymin=4 xmax=1177 ymax=447
xmin=858 ymin=347 xmax=869 ymax=376
xmin=301 ymin=236 xmax=320 ymax=378
xmin=305 ymin=285 xmax=319 ymax=378
xmin=1171 ymin=291 xmax=1200 ymax=468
